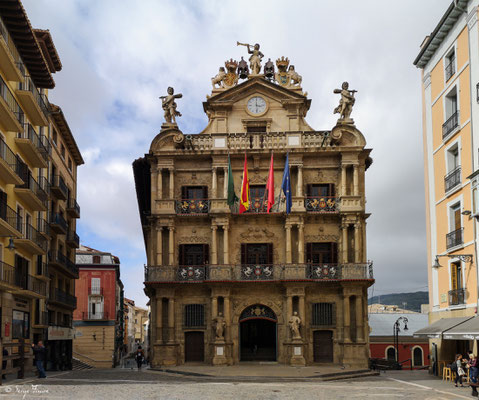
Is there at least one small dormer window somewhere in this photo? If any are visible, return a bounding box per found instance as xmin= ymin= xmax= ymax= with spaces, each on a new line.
xmin=93 ymin=255 xmax=101 ymax=264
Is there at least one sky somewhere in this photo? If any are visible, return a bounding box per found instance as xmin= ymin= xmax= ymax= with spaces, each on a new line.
xmin=22 ymin=0 xmax=452 ymax=307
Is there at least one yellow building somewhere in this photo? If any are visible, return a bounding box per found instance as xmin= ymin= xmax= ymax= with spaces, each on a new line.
xmin=0 ymin=0 xmax=83 ymax=375
xmin=133 ymin=306 xmax=148 ymax=346
xmin=414 ymin=0 xmax=479 ymax=367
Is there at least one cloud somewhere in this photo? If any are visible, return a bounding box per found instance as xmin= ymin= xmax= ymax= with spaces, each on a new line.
xmin=22 ymin=0 xmax=451 ymax=307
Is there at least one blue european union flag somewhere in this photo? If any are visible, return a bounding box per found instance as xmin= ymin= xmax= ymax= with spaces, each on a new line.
xmin=281 ymin=153 xmax=292 ymax=214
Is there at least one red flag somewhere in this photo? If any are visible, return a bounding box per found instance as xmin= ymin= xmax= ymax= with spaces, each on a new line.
xmin=266 ymin=153 xmax=275 ymax=213
xmin=239 ymin=153 xmax=250 ymax=214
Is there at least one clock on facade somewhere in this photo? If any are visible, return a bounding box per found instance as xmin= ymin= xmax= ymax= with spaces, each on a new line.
xmin=247 ymin=96 xmax=267 ymax=115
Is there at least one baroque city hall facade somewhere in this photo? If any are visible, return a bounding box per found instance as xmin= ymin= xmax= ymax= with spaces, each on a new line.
xmin=134 ymin=52 xmax=374 ymax=367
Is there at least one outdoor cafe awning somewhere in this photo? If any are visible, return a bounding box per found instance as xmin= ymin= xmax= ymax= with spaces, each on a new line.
xmin=413 ymin=316 xmax=474 ymax=339
xmin=443 ymin=316 xmax=479 ymax=340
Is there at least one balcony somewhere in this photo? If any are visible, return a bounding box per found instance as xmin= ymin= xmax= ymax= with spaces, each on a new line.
xmin=15 ymin=76 xmax=48 ymax=126
xmin=14 ymin=274 xmax=47 ymax=298
xmin=88 ymin=287 xmax=103 ymax=296
xmin=66 ymin=230 xmax=80 ymax=248
xmin=445 ymin=57 xmax=455 ymax=82
xmin=231 ymin=197 xmax=284 ymax=214
xmin=0 ymin=18 xmax=24 ymax=82
xmin=444 ymin=166 xmax=461 ymax=193
xmin=448 ymin=288 xmax=465 ymax=306
xmin=0 ymin=74 xmax=24 ymax=132
xmin=446 ymin=227 xmax=463 ymax=249
xmin=15 ymin=223 xmax=47 ymax=254
xmin=48 ymin=250 xmax=78 ymax=278
xmin=305 ymin=196 xmax=339 ymax=213
xmin=145 ymin=262 xmax=374 ymax=283
xmin=175 ymin=199 xmax=210 ymax=215
xmin=443 ymin=110 xmax=459 ymax=139
xmin=51 ymin=288 xmax=77 ymax=309
xmin=35 ymin=260 xmax=48 ymax=279
xmin=0 ymin=137 xmax=24 ymax=184
xmin=0 ymin=203 xmax=22 ymax=238
xmin=50 ymin=175 xmax=68 ymax=200
xmin=15 ymin=123 xmax=49 ymax=168
xmin=14 ymin=174 xmax=48 ymax=211
xmin=33 ymin=311 xmax=48 ymax=327
xmin=50 ymin=213 xmax=67 ymax=235
xmin=82 ymin=311 xmax=108 ymax=321
xmin=67 ymin=198 xmax=80 ymax=218
xmin=0 ymin=261 xmax=17 ymax=291
xmin=37 ymin=217 xmax=50 ymax=238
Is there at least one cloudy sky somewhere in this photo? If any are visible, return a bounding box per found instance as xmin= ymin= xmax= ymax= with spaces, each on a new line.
xmin=22 ymin=0 xmax=451 ymax=307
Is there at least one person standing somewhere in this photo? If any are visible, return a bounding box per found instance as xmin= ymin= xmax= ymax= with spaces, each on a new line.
xmin=469 ymin=353 xmax=479 ymax=384
xmin=135 ymin=346 xmax=144 ymax=371
xmin=454 ymin=354 xmax=465 ymax=387
xmin=32 ymin=341 xmax=46 ymax=378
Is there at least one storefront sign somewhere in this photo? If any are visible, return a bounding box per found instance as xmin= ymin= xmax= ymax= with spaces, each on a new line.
xmin=48 ymin=326 xmax=74 ymax=341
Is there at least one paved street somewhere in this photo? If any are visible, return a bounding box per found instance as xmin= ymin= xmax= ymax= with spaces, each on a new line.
xmin=0 ymin=369 xmax=475 ymax=400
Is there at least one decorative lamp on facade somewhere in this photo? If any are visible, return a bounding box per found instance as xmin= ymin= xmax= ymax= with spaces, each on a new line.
xmin=433 ymin=254 xmax=473 ymax=268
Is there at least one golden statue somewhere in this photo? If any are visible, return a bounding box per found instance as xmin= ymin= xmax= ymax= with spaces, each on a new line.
xmin=237 ymin=41 xmax=264 ymax=75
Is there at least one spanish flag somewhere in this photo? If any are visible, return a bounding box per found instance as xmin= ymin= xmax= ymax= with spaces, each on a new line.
xmin=239 ymin=153 xmax=250 ymax=213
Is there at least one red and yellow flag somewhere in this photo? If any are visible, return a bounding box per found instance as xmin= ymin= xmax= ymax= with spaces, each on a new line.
xmin=239 ymin=153 xmax=250 ymax=213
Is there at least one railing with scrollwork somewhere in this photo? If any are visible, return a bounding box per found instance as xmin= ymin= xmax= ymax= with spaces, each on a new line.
xmin=446 ymin=227 xmax=463 ymax=249
xmin=145 ymin=262 xmax=374 ymax=282
xmin=175 ymin=199 xmax=210 ymax=215
xmin=305 ymin=196 xmax=339 ymax=212
xmin=444 ymin=166 xmax=461 ymax=192
xmin=442 ymin=110 xmax=459 ymax=139
xmin=448 ymin=288 xmax=465 ymax=306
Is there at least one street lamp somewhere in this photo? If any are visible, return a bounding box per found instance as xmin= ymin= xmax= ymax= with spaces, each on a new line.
xmin=393 ymin=317 xmax=409 ymax=365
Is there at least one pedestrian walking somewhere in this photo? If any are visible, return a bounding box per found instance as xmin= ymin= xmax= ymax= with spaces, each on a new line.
xmin=453 ymin=354 xmax=465 ymax=387
xmin=135 ymin=346 xmax=145 ymax=371
xmin=32 ymin=341 xmax=47 ymax=378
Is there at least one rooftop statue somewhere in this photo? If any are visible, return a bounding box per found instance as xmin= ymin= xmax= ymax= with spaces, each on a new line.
xmin=333 ymin=82 xmax=357 ymax=124
xmin=238 ymin=57 xmax=249 ymax=80
xmin=237 ymin=41 xmax=264 ymax=75
xmin=275 ymin=57 xmax=302 ymax=89
xmin=160 ymin=87 xmax=182 ymax=124
xmin=211 ymin=67 xmax=226 ymax=89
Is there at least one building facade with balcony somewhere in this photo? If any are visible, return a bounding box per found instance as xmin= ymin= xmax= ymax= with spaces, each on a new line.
xmin=134 ymin=51 xmax=374 ymax=367
xmin=414 ymin=0 xmax=479 ymax=369
xmin=0 ymin=1 xmax=82 ymax=376
xmin=73 ymin=245 xmax=124 ymax=368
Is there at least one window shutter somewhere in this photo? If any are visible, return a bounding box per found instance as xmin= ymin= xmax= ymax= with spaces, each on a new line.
xmin=241 ymin=244 xmax=247 ymax=265
xmin=267 ymin=243 xmax=273 ymax=264
xmin=451 ymin=264 xmax=458 ymax=290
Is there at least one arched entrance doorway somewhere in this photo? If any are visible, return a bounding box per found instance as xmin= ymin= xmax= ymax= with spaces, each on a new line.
xmin=239 ymin=304 xmax=277 ymax=361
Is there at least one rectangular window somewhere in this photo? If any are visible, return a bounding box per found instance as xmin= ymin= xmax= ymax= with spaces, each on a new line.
xmin=312 ymin=303 xmax=335 ymax=326
xmin=60 ymin=144 xmax=65 ymax=159
xmin=307 ymin=184 xmax=335 ymax=197
xmin=184 ymin=304 xmax=205 ymax=327
xmin=68 ymin=157 xmax=72 ymax=171
xmin=445 ymin=49 xmax=455 ymax=81
xmin=445 ymin=88 xmax=458 ymax=120
xmin=16 ymin=205 xmax=23 ymax=233
xmin=91 ymin=277 xmax=100 ymax=295
xmin=52 ymin=129 xmax=57 ymax=146
xmin=241 ymin=243 xmax=273 ymax=265
xmin=181 ymin=186 xmax=208 ymax=200
xmin=92 ymin=255 xmax=101 ymax=264
xmin=306 ymin=242 xmax=338 ymax=264
xmin=451 ymin=262 xmax=462 ymax=290
xmin=446 ymin=203 xmax=463 ymax=249
xmin=179 ymin=244 xmax=209 ymax=265
xmin=12 ymin=310 xmax=29 ymax=339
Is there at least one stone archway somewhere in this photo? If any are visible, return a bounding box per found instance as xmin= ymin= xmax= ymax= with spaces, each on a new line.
xmin=239 ymin=304 xmax=277 ymax=361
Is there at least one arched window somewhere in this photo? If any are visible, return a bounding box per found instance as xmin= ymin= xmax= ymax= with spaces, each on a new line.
xmin=386 ymin=346 xmax=396 ymax=361
xmin=413 ymin=346 xmax=423 ymax=366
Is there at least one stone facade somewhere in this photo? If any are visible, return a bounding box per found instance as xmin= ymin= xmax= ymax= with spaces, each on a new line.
xmin=134 ymin=55 xmax=373 ymax=367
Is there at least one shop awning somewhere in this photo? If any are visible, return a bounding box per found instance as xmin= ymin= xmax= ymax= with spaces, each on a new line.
xmin=443 ymin=316 xmax=479 ymax=340
xmin=413 ymin=317 xmax=474 ymax=339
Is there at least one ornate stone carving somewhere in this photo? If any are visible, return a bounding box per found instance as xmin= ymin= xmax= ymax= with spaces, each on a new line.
xmin=305 ymin=234 xmax=339 ymax=242
xmin=238 ymin=57 xmax=249 ymax=79
xmin=223 ymin=59 xmax=239 ymax=88
xmin=177 ymin=236 xmax=210 ymax=244
xmin=160 ymin=87 xmax=182 ymax=124
xmin=274 ymin=57 xmax=302 ymax=88
xmin=288 ymin=65 xmax=302 ymax=87
xmin=264 ymin=58 xmax=275 ymax=80
xmin=240 ymin=227 xmax=275 ymax=240
xmin=333 ymin=82 xmax=356 ymax=124
xmin=213 ymin=313 xmax=226 ymax=339
xmin=211 ymin=67 xmax=227 ymax=88
xmin=237 ymin=41 xmax=264 ymax=75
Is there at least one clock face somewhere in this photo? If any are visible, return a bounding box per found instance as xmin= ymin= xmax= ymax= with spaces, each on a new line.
xmin=247 ymin=96 xmax=267 ymax=115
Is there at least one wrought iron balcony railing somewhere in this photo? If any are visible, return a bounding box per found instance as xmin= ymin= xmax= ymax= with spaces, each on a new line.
xmin=34 ymin=311 xmax=48 ymax=326
xmin=18 ymin=75 xmax=50 ymax=116
xmin=37 ymin=217 xmax=50 ymax=236
xmin=0 ymin=136 xmax=22 ymax=177
xmin=0 ymin=202 xmax=21 ymax=233
xmin=0 ymin=74 xmax=24 ymax=124
xmin=145 ymin=262 xmax=374 ymax=283
xmin=0 ymin=18 xmax=25 ymax=75
xmin=442 ymin=110 xmax=459 ymax=139
xmin=53 ymin=288 xmax=77 ymax=308
xmin=22 ymin=223 xmax=48 ymax=252
xmin=15 ymin=174 xmax=48 ymax=208
xmin=51 ymin=175 xmax=68 ymax=198
xmin=66 ymin=230 xmax=80 ymax=247
xmin=36 ymin=260 xmax=48 ymax=277
xmin=305 ymin=196 xmax=339 ymax=212
xmin=20 ymin=123 xmax=49 ymax=162
xmin=444 ymin=166 xmax=461 ymax=192
xmin=50 ymin=213 xmax=67 ymax=232
xmin=82 ymin=311 xmax=108 ymax=320
xmin=67 ymin=198 xmax=80 ymax=217
xmin=14 ymin=274 xmax=46 ymax=296
xmin=0 ymin=261 xmax=15 ymax=287
xmin=175 ymin=199 xmax=210 ymax=215
xmin=448 ymin=288 xmax=465 ymax=306
xmin=49 ymin=250 xmax=79 ymax=276
xmin=446 ymin=227 xmax=463 ymax=249
xmin=231 ymin=198 xmax=284 ymax=214
xmin=445 ymin=58 xmax=455 ymax=82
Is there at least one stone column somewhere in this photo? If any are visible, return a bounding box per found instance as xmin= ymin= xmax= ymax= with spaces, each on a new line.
xmin=169 ymin=168 xmax=174 ymax=199
xmin=343 ymin=294 xmax=350 ymax=342
xmin=212 ymin=296 xmax=218 ymax=319
xmin=286 ymin=296 xmax=293 ymax=322
xmin=285 ymin=224 xmax=292 ymax=264
xmin=168 ymin=298 xmax=175 ymax=343
xmin=151 ymin=297 xmax=157 ymax=343
xmin=156 ymin=297 xmax=162 ymax=343
xmin=297 ymin=165 xmax=303 ymax=197
xmin=224 ymin=296 xmax=231 ymax=341
xmin=356 ymin=295 xmax=364 ymax=341
xmin=211 ymin=226 xmax=218 ymax=265
xmin=354 ymin=222 xmax=360 ymax=263
xmin=151 ymin=168 xmax=157 ymax=209
xmin=212 ymin=167 xmax=217 ymax=198
xmin=298 ymin=295 xmax=305 ymax=322
xmin=149 ymin=229 xmax=155 ymax=265
xmin=341 ymin=165 xmax=347 ymax=196
xmin=168 ymin=226 xmax=175 ymax=266
xmin=224 ymin=225 xmax=229 ymax=264
xmin=353 ymin=165 xmax=359 ymax=196
xmin=223 ymin=167 xmax=228 ymax=198
xmin=298 ymin=222 xmax=304 ymax=263
xmin=156 ymin=227 xmax=162 ymax=265
xmin=341 ymin=222 xmax=348 ymax=263
xmin=157 ymin=168 xmax=163 ymax=200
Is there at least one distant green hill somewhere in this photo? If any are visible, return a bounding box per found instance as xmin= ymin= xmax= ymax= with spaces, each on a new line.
xmin=368 ymin=291 xmax=428 ymax=313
